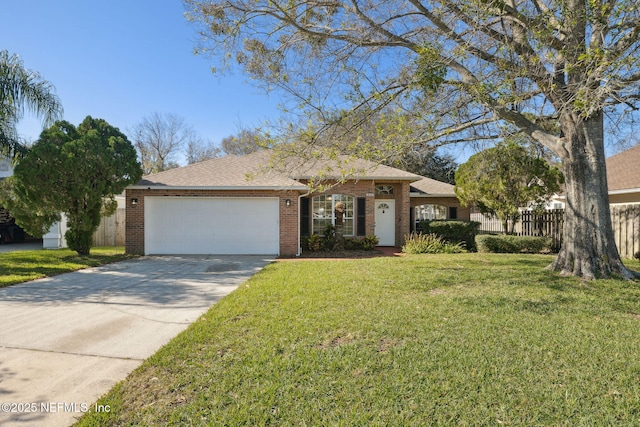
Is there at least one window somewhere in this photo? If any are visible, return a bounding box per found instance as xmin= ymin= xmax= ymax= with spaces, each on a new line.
xmin=312 ymin=194 xmax=355 ymax=236
xmin=414 ymin=204 xmax=448 ymax=222
xmin=375 ymin=185 xmax=394 ymax=195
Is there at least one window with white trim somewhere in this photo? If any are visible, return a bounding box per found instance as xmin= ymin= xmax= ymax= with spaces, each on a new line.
xmin=375 ymin=185 xmax=394 ymax=195
xmin=312 ymin=194 xmax=355 ymax=236
xmin=414 ymin=204 xmax=448 ymax=222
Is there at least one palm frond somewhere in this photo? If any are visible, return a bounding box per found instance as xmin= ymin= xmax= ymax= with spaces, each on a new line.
xmin=0 ymin=50 xmax=63 ymax=153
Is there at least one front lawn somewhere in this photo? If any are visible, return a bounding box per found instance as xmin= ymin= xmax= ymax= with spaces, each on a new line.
xmin=78 ymin=254 xmax=640 ymax=426
xmin=0 ymin=246 xmax=136 ymax=288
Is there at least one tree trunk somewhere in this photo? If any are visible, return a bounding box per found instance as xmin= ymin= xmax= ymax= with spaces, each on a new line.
xmin=550 ymin=113 xmax=638 ymax=279
xmin=508 ymin=215 xmax=517 ymax=235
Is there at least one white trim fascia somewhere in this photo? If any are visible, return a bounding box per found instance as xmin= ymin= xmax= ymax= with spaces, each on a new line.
xmin=608 ymin=187 xmax=640 ymax=195
xmin=128 ymin=185 xmax=308 ymax=191
xmin=551 ymin=188 xmax=640 ymax=199
xmin=294 ymin=175 xmax=422 ymax=182
xmin=410 ymin=192 xmax=457 ymax=198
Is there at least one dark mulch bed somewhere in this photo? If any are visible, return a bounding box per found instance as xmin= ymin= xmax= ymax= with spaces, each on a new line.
xmin=293 ymin=249 xmax=384 ymax=259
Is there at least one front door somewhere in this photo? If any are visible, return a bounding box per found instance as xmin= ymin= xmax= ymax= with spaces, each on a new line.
xmin=374 ymin=200 xmax=395 ymax=246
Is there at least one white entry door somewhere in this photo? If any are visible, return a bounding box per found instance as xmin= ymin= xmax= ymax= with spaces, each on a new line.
xmin=374 ymin=200 xmax=395 ymax=246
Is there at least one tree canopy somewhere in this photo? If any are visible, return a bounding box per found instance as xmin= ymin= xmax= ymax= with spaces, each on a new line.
xmin=220 ymin=128 xmax=274 ymax=155
xmin=455 ymin=140 xmax=563 ymax=234
xmin=0 ymin=50 xmax=63 ymax=157
xmin=0 ymin=116 xmax=142 ymax=255
xmin=185 ymin=0 xmax=640 ymax=279
xmin=130 ymin=112 xmax=198 ymax=174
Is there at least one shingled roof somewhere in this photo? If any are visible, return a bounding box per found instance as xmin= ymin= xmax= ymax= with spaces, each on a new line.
xmin=410 ymin=177 xmax=456 ymax=196
xmin=607 ymin=144 xmax=640 ymax=192
xmin=131 ymin=150 xmax=422 ymax=189
xmin=132 ymin=152 xmax=306 ymax=189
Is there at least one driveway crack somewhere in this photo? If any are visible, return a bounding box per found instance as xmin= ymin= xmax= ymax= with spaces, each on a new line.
xmin=0 ymin=345 xmax=145 ymax=361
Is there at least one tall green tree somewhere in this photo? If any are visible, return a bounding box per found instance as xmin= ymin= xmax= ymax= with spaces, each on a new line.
xmin=185 ymin=0 xmax=640 ymax=278
xmin=0 ymin=117 xmax=142 ymax=255
xmin=455 ymin=141 xmax=563 ymax=234
xmin=0 ymin=51 xmax=62 ymax=156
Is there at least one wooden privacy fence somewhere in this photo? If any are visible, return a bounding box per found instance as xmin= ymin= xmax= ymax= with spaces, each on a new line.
xmin=473 ymin=205 xmax=640 ymax=258
xmin=611 ymin=204 xmax=640 ymax=260
xmin=472 ymin=209 xmax=565 ymax=251
xmin=92 ymin=208 xmax=125 ymax=246
xmin=519 ymin=209 xmax=564 ymax=251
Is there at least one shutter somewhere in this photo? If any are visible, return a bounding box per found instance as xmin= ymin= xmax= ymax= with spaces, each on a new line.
xmin=300 ymin=197 xmax=310 ymax=236
xmin=449 ymin=206 xmax=458 ymax=219
xmin=357 ymin=197 xmax=366 ymax=236
xmin=410 ymin=204 xmax=415 ymax=232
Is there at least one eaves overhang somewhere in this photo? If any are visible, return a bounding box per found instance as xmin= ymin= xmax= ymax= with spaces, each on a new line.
xmin=410 ymin=192 xmax=457 ymax=198
xmin=127 ymin=184 xmax=309 ymax=191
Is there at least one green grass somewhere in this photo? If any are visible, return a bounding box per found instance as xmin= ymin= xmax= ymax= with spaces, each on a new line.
xmin=0 ymin=246 xmax=136 ymax=288
xmin=77 ymin=254 xmax=640 ymax=426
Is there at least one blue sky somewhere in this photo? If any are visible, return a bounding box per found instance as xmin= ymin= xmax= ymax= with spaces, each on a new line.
xmin=3 ymin=1 xmax=630 ymax=165
xmin=1 ymin=0 xmax=282 ymax=148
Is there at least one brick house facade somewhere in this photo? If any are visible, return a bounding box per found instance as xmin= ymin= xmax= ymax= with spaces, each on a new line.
xmin=125 ymin=151 xmax=465 ymax=256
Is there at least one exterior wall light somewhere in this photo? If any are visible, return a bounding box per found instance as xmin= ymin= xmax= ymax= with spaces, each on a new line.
xmin=285 ymin=199 xmax=291 ymax=207
xmin=131 ymin=198 xmax=138 ymax=205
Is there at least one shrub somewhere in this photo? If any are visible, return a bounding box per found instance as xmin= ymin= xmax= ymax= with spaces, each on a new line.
xmin=303 ymin=234 xmax=379 ymax=252
xmin=402 ymin=232 xmax=467 ymax=254
xmin=418 ymin=220 xmax=480 ymax=251
xmin=360 ymin=235 xmax=380 ymax=250
xmin=303 ymin=234 xmax=322 ymax=252
xmin=634 ymin=251 xmax=640 ymax=261
xmin=344 ymin=235 xmax=380 ymax=251
xmin=476 ymin=234 xmax=552 ymax=254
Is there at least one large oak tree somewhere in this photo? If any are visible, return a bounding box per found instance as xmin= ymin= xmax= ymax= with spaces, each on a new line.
xmin=185 ymin=0 xmax=640 ymax=278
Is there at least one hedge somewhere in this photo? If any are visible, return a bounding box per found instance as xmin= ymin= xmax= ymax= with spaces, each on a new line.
xmin=475 ymin=234 xmax=553 ymax=254
xmin=418 ymin=220 xmax=481 ymax=251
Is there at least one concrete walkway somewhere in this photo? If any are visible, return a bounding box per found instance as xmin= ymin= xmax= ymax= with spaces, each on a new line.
xmin=0 ymin=255 xmax=272 ymax=427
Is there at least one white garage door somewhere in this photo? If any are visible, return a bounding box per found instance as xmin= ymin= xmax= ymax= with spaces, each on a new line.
xmin=145 ymin=197 xmax=279 ymax=255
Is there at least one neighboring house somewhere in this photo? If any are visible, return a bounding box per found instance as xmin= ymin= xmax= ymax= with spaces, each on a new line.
xmin=546 ymin=144 xmax=640 ymax=208
xmin=0 ymin=156 xmax=64 ymax=247
xmin=606 ymin=144 xmax=640 ymax=205
xmin=126 ymin=150 xmax=469 ymax=256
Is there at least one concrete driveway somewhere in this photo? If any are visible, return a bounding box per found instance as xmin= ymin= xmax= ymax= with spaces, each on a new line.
xmin=0 ymin=241 xmax=43 ymax=253
xmin=0 ymin=255 xmax=272 ymax=427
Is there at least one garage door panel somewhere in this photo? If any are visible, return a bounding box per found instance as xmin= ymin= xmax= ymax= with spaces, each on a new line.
xmin=145 ymin=197 xmax=279 ymax=255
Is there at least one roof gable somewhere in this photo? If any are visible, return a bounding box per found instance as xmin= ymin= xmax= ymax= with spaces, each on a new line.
xmin=410 ymin=177 xmax=456 ymax=196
